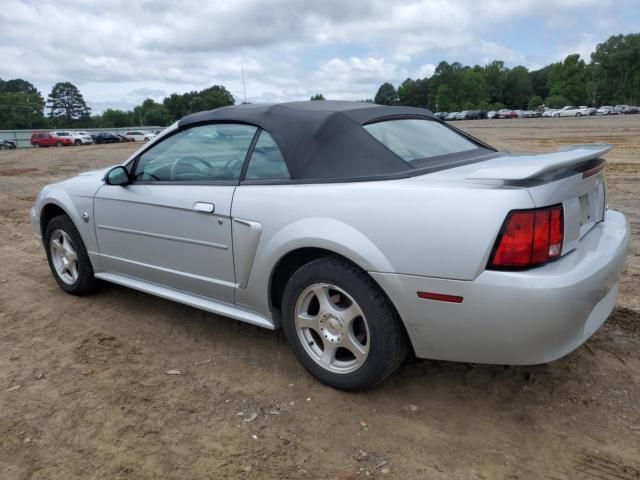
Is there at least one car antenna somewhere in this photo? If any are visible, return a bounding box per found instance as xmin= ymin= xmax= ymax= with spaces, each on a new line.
xmin=242 ymin=63 xmax=247 ymax=104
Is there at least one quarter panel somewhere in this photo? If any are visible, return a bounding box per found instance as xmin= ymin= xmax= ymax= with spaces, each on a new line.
xmin=232 ymin=178 xmax=534 ymax=316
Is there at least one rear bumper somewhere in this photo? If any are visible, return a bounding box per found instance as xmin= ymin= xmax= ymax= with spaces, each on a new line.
xmin=371 ymin=210 xmax=630 ymax=365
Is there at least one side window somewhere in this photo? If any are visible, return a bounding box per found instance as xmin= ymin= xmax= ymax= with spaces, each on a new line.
xmin=244 ymin=131 xmax=290 ymax=180
xmin=133 ymin=123 xmax=257 ymax=182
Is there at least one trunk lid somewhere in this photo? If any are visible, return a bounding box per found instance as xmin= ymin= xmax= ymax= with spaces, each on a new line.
xmin=423 ymin=144 xmax=610 ymax=256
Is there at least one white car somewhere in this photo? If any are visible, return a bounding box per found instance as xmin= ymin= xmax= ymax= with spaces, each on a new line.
xmin=71 ymin=132 xmax=94 ymax=145
xmin=124 ymin=130 xmax=156 ymax=142
xmin=596 ymin=106 xmax=614 ymax=115
xmin=553 ymin=106 xmax=591 ymax=117
xmin=51 ymin=131 xmax=93 ymax=146
xmin=542 ymin=108 xmax=557 ymax=117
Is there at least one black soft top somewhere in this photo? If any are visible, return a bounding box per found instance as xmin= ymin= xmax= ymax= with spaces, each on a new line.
xmin=178 ymin=101 xmax=438 ymax=180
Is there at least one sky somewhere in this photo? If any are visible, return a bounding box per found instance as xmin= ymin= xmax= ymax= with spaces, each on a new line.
xmin=1 ymin=0 xmax=638 ymax=113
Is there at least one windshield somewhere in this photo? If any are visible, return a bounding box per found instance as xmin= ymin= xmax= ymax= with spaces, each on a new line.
xmin=363 ymin=119 xmax=480 ymax=165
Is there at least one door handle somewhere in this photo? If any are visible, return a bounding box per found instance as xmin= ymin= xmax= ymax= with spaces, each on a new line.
xmin=193 ymin=202 xmax=215 ymax=214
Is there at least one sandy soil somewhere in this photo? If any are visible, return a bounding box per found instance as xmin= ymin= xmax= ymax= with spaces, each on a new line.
xmin=0 ymin=116 xmax=639 ymax=479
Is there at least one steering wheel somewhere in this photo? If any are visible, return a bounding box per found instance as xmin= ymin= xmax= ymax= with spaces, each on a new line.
xmin=170 ymin=155 xmax=211 ymax=180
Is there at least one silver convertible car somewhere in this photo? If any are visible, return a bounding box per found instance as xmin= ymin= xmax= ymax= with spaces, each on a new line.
xmin=31 ymin=101 xmax=629 ymax=390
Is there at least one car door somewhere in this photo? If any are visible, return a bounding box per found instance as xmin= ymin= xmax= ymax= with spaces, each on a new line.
xmin=93 ymin=123 xmax=258 ymax=304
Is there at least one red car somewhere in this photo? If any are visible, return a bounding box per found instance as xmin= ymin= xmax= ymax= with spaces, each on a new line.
xmin=30 ymin=132 xmax=74 ymax=148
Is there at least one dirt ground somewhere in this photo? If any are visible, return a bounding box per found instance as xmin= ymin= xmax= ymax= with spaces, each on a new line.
xmin=0 ymin=116 xmax=638 ymax=480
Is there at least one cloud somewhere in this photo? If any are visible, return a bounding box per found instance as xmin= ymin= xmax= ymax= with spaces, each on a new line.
xmin=0 ymin=0 xmax=635 ymax=112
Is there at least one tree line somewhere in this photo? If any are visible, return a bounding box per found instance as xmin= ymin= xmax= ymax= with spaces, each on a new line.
xmin=1 ymin=33 xmax=639 ymax=130
xmin=373 ymin=33 xmax=640 ymax=112
xmin=0 ymin=81 xmax=235 ymax=130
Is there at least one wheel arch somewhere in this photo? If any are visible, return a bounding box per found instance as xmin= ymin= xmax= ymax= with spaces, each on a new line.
xmin=40 ymin=202 xmax=71 ymax=238
xmin=268 ymin=246 xmax=415 ymax=355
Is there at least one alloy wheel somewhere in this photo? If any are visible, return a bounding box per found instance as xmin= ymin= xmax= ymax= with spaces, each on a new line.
xmin=50 ymin=229 xmax=79 ymax=285
xmin=294 ymin=283 xmax=370 ymax=374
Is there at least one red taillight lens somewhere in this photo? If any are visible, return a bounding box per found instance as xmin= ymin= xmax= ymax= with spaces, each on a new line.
xmin=489 ymin=205 xmax=563 ymax=269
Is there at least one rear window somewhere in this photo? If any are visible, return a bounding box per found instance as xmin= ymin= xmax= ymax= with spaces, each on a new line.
xmin=363 ymin=119 xmax=479 ymax=164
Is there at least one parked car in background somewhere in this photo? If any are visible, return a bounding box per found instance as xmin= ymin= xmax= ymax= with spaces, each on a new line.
xmin=114 ymin=133 xmax=128 ymax=142
xmin=487 ymin=111 xmax=497 ymax=119
xmin=70 ymin=131 xmax=94 ymax=145
xmin=622 ymin=106 xmax=640 ymax=114
xmin=433 ymin=112 xmax=448 ymax=120
xmin=596 ymin=106 xmax=614 ymax=115
xmin=30 ymin=101 xmax=629 ymax=391
xmin=496 ymin=109 xmax=517 ymax=119
xmin=91 ymin=132 xmax=121 ymax=144
xmin=553 ymin=106 xmax=590 ymax=117
xmin=0 ymin=139 xmax=17 ymax=150
xmin=51 ymin=131 xmax=82 ymax=146
xmin=581 ymin=106 xmax=597 ymax=116
xmin=521 ymin=110 xmax=541 ymax=118
xmin=542 ymin=108 xmax=557 ymax=117
xmin=30 ymin=132 xmax=74 ymax=148
xmin=444 ymin=112 xmax=458 ymax=120
xmin=124 ymin=130 xmax=156 ymax=142
xmin=613 ymin=105 xmax=628 ymax=114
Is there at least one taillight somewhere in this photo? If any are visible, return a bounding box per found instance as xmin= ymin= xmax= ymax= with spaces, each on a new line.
xmin=488 ymin=205 xmax=563 ymax=269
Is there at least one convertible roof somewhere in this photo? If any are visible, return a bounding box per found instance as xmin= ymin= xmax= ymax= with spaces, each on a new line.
xmin=178 ymin=101 xmax=436 ymax=180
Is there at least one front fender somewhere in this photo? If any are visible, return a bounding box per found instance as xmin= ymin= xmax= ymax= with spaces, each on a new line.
xmin=34 ymin=184 xmax=102 ymax=269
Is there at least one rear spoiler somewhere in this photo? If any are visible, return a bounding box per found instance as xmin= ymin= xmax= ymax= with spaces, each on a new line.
xmin=467 ymin=144 xmax=611 ymax=180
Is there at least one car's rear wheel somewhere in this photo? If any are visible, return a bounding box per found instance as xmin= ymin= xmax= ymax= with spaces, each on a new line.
xmin=44 ymin=215 xmax=100 ymax=295
xmin=281 ymin=255 xmax=408 ymax=391
xmin=575 ymin=112 xmax=582 ymax=117
xmin=74 ymin=140 xmax=81 ymax=146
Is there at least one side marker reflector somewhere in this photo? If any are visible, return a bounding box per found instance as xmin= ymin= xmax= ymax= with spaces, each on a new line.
xmin=417 ymin=292 xmax=463 ymax=303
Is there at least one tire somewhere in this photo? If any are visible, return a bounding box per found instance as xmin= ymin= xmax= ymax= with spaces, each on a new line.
xmin=281 ymin=255 xmax=409 ymax=391
xmin=56 ymin=141 xmax=63 ymax=147
xmin=44 ymin=215 xmax=100 ymax=295
xmin=74 ymin=140 xmax=81 ymax=146
xmin=144 ymin=137 xmax=149 ymax=142
xmin=575 ymin=112 xmax=582 ymax=117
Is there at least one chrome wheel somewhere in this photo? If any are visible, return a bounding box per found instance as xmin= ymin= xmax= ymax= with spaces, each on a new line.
xmin=50 ymin=229 xmax=79 ymax=285
xmin=294 ymin=283 xmax=370 ymax=374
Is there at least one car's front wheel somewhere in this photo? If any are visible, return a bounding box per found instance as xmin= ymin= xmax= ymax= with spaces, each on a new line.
xmin=281 ymin=255 xmax=408 ymax=391
xmin=44 ymin=215 xmax=100 ymax=295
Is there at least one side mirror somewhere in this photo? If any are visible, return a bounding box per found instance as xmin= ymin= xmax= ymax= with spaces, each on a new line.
xmin=104 ymin=166 xmax=130 ymax=186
